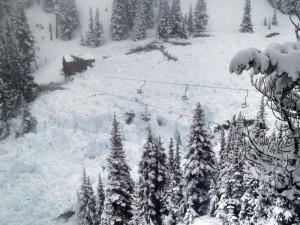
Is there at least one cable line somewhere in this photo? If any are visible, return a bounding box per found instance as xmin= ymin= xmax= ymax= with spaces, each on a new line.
xmin=78 ymin=82 xmax=219 ymax=125
xmin=101 ymin=75 xmax=258 ymax=92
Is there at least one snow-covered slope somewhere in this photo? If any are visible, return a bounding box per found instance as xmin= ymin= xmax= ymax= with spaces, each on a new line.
xmin=0 ymin=1 xmax=298 ymax=225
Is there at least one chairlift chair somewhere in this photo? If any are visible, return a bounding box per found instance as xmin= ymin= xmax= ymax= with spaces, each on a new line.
xmin=137 ymin=80 xmax=146 ymax=94
xmin=182 ymin=84 xmax=189 ymax=101
xmin=142 ymin=105 xmax=150 ymax=121
xmin=241 ymin=90 xmax=249 ymax=108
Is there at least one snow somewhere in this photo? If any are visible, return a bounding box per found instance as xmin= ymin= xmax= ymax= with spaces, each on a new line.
xmin=0 ymin=0 xmax=299 ymax=225
xmin=191 ymin=215 xmax=222 ymax=225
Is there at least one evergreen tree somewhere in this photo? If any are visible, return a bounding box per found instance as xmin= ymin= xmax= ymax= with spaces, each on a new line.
xmin=281 ymin=0 xmax=293 ymax=14
xmin=182 ymin=103 xmax=216 ymax=218
xmin=94 ymin=8 xmax=104 ymax=47
xmin=86 ymin=7 xmax=96 ymax=47
xmin=77 ymin=169 xmax=97 ymax=225
xmin=239 ymin=0 xmax=253 ymax=33
xmin=216 ymin=115 xmax=245 ymax=225
xmin=183 ymin=205 xmax=198 ymax=225
xmin=268 ymin=18 xmax=271 ymax=30
xmin=138 ymin=128 xmax=168 ymax=225
xmin=193 ymin=0 xmax=208 ymax=37
xmin=187 ymin=5 xmax=194 ymax=36
xmin=133 ymin=0 xmax=147 ymax=41
xmin=111 ymin=0 xmax=129 ymax=41
xmin=0 ymin=80 xmax=10 ymax=140
xmin=129 ymin=178 xmax=147 ymax=225
xmin=144 ymin=0 xmax=155 ymax=28
xmin=169 ymin=0 xmax=182 ymax=33
xmin=42 ymin=0 xmax=55 ymax=13
xmin=272 ymin=7 xmax=278 ymax=25
xmin=59 ymin=1 xmax=79 ymax=41
xmin=173 ymin=142 xmax=182 ymax=185
xmin=168 ymin=138 xmax=175 ymax=171
xmin=95 ymin=174 xmax=105 ymax=225
xmin=20 ymin=102 xmax=37 ymax=135
xmin=127 ymin=0 xmax=137 ymax=30
xmin=239 ymin=173 xmax=259 ymax=225
xmin=156 ymin=0 xmax=170 ymax=40
xmin=264 ymin=17 xmax=267 ymax=26
xmin=13 ymin=2 xmax=35 ymax=73
xmin=209 ymin=128 xmax=225 ymax=217
xmin=105 ymin=115 xmax=134 ymax=225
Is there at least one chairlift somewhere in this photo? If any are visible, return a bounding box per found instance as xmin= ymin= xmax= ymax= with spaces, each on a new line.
xmin=137 ymin=80 xmax=146 ymax=94
xmin=182 ymin=84 xmax=189 ymax=101
xmin=241 ymin=90 xmax=249 ymax=108
xmin=142 ymin=105 xmax=150 ymax=121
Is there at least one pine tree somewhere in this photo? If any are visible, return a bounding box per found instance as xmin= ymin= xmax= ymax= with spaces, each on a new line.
xmin=182 ymin=103 xmax=216 ymax=218
xmin=168 ymin=138 xmax=175 ymax=171
xmin=12 ymin=3 xmax=35 ymax=74
xmin=111 ymin=0 xmax=129 ymax=41
xmin=281 ymin=0 xmax=293 ymax=14
xmin=264 ymin=17 xmax=267 ymax=26
xmin=169 ymin=0 xmax=182 ymax=33
xmin=127 ymin=0 xmax=137 ymax=30
xmin=42 ymin=0 xmax=55 ymax=13
xmin=183 ymin=205 xmax=198 ymax=225
xmin=272 ymin=7 xmax=278 ymax=25
xmin=138 ymin=128 xmax=168 ymax=225
xmin=0 ymin=80 xmax=10 ymax=140
xmin=105 ymin=115 xmax=134 ymax=225
xmin=94 ymin=8 xmax=104 ymax=47
xmin=77 ymin=169 xmax=97 ymax=225
xmin=187 ymin=5 xmax=194 ymax=36
xmin=156 ymin=0 xmax=169 ymax=40
xmin=133 ymin=0 xmax=147 ymax=41
xmin=86 ymin=7 xmax=96 ymax=47
xmin=216 ymin=115 xmax=245 ymax=225
xmin=130 ymin=178 xmax=147 ymax=225
xmin=193 ymin=0 xmax=208 ymax=37
xmin=145 ymin=0 xmax=154 ymax=28
xmin=209 ymin=128 xmax=225 ymax=217
xmin=59 ymin=1 xmax=79 ymax=41
xmin=20 ymin=102 xmax=37 ymax=135
xmin=239 ymin=173 xmax=259 ymax=225
xmin=95 ymin=174 xmax=105 ymax=225
xmin=239 ymin=0 xmax=253 ymax=33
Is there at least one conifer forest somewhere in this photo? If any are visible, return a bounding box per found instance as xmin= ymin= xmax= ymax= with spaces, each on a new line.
xmin=1 ymin=0 xmax=300 ymax=225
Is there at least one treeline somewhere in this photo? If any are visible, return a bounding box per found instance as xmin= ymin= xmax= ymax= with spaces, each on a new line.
xmin=0 ymin=1 xmax=38 ymax=140
xmin=76 ymin=98 xmax=300 ymax=225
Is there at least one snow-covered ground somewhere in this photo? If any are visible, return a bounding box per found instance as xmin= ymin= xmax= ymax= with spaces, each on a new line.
xmin=0 ymin=0 xmax=298 ymax=225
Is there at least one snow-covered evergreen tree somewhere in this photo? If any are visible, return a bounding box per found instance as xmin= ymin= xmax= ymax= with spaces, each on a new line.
xmin=105 ymin=115 xmax=134 ymax=225
xmin=209 ymin=128 xmax=225 ymax=217
xmin=77 ymin=169 xmax=97 ymax=225
xmin=169 ymin=0 xmax=182 ymax=33
xmin=239 ymin=0 xmax=253 ymax=33
xmin=59 ymin=0 xmax=79 ymax=41
xmin=95 ymin=174 xmax=105 ymax=225
xmin=182 ymin=102 xmax=216 ymax=218
xmin=86 ymin=7 xmax=96 ymax=47
xmin=129 ymin=178 xmax=147 ymax=225
xmin=156 ymin=0 xmax=169 ymax=40
xmin=12 ymin=3 xmax=35 ymax=73
xmin=111 ymin=0 xmax=129 ymax=41
xmin=138 ymin=128 xmax=168 ymax=225
xmin=20 ymin=102 xmax=37 ymax=135
xmin=133 ymin=0 xmax=147 ymax=41
xmin=187 ymin=5 xmax=194 ymax=36
xmin=173 ymin=142 xmax=182 ymax=186
xmin=193 ymin=0 xmax=208 ymax=36
xmin=42 ymin=0 xmax=55 ymax=13
xmin=94 ymin=8 xmax=104 ymax=47
xmin=272 ymin=7 xmax=278 ymax=25
xmin=0 ymin=80 xmax=10 ymax=140
xmin=281 ymin=0 xmax=293 ymax=14
xmin=144 ymin=0 xmax=155 ymax=28
xmin=127 ymin=0 xmax=137 ymax=30
xmin=168 ymin=138 xmax=175 ymax=171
